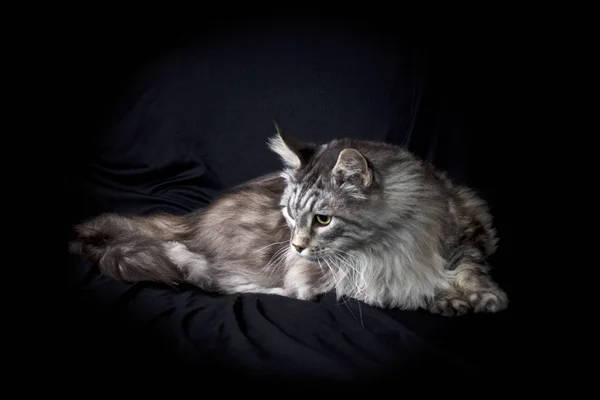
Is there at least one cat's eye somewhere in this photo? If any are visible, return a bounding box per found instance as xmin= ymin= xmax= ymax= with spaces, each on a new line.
xmin=315 ymin=214 xmax=332 ymax=225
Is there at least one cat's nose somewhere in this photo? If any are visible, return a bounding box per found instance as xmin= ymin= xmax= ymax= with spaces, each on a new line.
xmin=292 ymin=244 xmax=305 ymax=253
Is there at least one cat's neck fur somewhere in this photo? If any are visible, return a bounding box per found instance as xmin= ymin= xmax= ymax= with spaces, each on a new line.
xmin=340 ymin=244 xmax=450 ymax=310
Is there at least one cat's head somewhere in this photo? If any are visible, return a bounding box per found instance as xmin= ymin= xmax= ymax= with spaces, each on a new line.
xmin=268 ymin=122 xmax=379 ymax=263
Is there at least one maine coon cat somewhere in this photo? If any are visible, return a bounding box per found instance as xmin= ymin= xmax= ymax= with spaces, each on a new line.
xmin=69 ymin=123 xmax=508 ymax=316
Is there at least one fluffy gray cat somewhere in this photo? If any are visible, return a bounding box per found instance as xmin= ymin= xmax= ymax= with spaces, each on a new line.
xmin=69 ymin=123 xmax=508 ymax=316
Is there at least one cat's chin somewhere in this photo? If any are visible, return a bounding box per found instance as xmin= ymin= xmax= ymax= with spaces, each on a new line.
xmin=298 ymin=254 xmax=318 ymax=263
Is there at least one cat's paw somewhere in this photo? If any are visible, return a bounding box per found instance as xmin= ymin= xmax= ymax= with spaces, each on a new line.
xmin=285 ymin=287 xmax=318 ymax=302
xmin=466 ymin=289 xmax=508 ymax=313
xmin=429 ymin=296 xmax=471 ymax=317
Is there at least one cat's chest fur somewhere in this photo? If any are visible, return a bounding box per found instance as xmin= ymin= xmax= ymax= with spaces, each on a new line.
xmin=316 ymin=249 xmax=450 ymax=310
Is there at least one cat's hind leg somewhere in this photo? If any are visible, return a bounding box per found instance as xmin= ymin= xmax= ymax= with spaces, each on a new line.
xmin=429 ymin=250 xmax=508 ymax=316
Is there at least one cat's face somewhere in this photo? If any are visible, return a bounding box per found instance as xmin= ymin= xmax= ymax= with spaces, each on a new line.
xmin=281 ymin=179 xmax=369 ymax=262
xmin=269 ymin=123 xmax=375 ymax=263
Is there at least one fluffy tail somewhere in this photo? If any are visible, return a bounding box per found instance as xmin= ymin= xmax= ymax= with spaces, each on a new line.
xmin=68 ymin=212 xmax=192 ymax=285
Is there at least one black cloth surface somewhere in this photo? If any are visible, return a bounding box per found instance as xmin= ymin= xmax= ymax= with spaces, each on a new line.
xmin=64 ymin=16 xmax=518 ymax=388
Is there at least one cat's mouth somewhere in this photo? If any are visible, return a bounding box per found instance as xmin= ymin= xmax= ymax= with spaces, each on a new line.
xmin=292 ymin=249 xmax=319 ymax=263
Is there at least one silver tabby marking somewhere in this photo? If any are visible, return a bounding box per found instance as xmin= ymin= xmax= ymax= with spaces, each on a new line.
xmin=69 ymin=123 xmax=508 ymax=316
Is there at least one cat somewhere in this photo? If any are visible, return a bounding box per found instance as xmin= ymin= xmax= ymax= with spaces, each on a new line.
xmin=68 ymin=122 xmax=508 ymax=316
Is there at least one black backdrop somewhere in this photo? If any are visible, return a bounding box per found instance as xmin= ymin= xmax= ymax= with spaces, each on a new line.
xmin=64 ymin=15 xmax=522 ymax=389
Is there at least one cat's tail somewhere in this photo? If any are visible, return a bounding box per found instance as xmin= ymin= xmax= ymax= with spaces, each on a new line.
xmin=68 ymin=213 xmax=194 ymax=286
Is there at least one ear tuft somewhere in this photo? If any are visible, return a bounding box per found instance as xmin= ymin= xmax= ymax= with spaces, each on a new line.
xmin=267 ymin=120 xmax=316 ymax=169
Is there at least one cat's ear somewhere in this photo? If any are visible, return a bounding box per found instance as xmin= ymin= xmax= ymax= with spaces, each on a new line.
xmin=267 ymin=120 xmax=316 ymax=169
xmin=332 ymin=148 xmax=373 ymax=187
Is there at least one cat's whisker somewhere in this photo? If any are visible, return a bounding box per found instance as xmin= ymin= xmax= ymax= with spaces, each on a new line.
xmin=264 ymin=248 xmax=283 ymax=272
xmin=329 ymin=250 xmax=358 ymax=274
xmin=323 ymin=257 xmax=356 ymax=319
xmin=263 ymin=246 xmax=290 ymax=276
xmin=329 ymin=251 xmax=366 ymax=293
xmin=267 ymin=251 xmax=289 ymax=276
xmin=266 ymin=246 xmax=287 ymax=267
xmin=249 ymin=240 xmax=289 ymax=257
xmin=329 ymin=250 xmax=376 ymax=306
xmin=329 ymin=250 xmax=361 ymax=275
xmin=319 ymin=257 xmax=342 ymax=295
xmin=315 ymin=258 xmax=325 ymax=275
xmin=357 ymin=301 xmax=364 ymax=328
xmin=320 ymin=257 xmax=356 ymax=320
xmin=330 ymin=251 xmax=366 ymax=327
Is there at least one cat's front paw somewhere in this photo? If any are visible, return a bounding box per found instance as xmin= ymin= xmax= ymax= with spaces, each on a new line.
xmin=429 ymin=296 xmax=470 ymax=317
xmin=285 ymin=286 xmax=318 ymax=302
xmin=467 ymin=289 xmax=509 ymax=313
